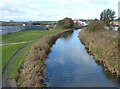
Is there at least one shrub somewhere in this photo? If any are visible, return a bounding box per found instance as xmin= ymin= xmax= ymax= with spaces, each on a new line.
xmin=57 ymin=18 xmax=74 ymax=29
xmin=87 ymin=20 xmax=104 ymax=32
xmin=47 ymin=25 xmax=53 ymax=29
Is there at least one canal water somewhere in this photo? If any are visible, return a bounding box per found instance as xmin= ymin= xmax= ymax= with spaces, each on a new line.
xmin=44 ymin=29 xmax=120 ymax=87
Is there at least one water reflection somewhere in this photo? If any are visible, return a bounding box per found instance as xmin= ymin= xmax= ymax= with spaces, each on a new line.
xmin=60 ymin=30 xmax=73 ymax=40
xmin=44 ymin=29 xmax=120 ymax=87
xmin=95 ymin=60 xmax=120 ymax=84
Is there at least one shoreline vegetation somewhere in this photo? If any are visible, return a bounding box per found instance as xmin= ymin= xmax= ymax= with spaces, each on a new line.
xmin=2 ymin=16 xmax=120 ymax=87
xmin=79 ymin=20 xmax=119 ymax=77
xmin=1 ymin=29 xmax=68 ymax=85
xmin=2 ymin=29 xmax=66 ymax=76
xmin=2 ymin=17 xmax=74 ymax=87
xmin=17 ymin=30 xmax=72 ymax=87
xmin=1 ymin=28 xmax=72 ymax=87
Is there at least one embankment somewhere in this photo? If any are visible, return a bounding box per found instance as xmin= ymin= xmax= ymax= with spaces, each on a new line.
xmin=17 ymin=30 xmax=71 ymax=87
xmin=79 ymin=28 xmax=120 ymax=76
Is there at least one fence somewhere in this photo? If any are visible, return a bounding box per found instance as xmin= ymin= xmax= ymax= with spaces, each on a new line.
xmin=0 ymin=25 xmax=47 ymax=35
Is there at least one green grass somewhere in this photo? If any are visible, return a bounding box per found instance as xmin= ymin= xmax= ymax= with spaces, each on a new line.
xmin=0 ymin=46 xmax=2 ymax=76
xmin=0 ymin=32 xmax=1 ymax=76
xmin=94 ymin=47 xmax=103 ymax=58
xmin=5 ymin=29 xmax=66 ymax=79
xmin=2 ymin=44 xmax=26 ymax=71
xmin=2 ymin=29 xmax=64 ymax=44
xmin=6 ymin=42 xmax=33 ymax=79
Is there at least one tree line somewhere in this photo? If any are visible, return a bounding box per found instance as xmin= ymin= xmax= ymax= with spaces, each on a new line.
xmin=56 ymin=8 xmax=116 ymax=29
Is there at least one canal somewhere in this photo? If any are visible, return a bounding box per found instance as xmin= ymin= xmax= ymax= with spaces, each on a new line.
xmin=44 ymin=29 xmax=120 ymax=87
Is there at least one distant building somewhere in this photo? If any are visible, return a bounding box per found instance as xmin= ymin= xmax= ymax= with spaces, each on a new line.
xmin=32 ymin=23 xmax=40 ymax=25
xmin=112 ymin=2 xmax=120 ymax=26
xmin=74 ymin=20 xmax=86 ymax=26
xmin=10 ymin=20 xmax=14 ymax=23
xmin=22 ymin=24 xmax=26 ymax=26
xmin=74 ymin=20 xmax=82 ymax=26
xmin=113 ymin=18 xmax=120 ymax=25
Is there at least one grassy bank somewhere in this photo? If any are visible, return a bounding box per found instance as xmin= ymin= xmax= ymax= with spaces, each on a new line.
xmin=79 ymin=25 xmax=119 ymax=76
xmin=2 ymin=44 xmax=26 ymax=71
xmin=0 ymin=46 xmax=2 ymax=76
xmin=16 ymin=30 xmax=72 ymax=87
xmin=2 ymin=30 xmax=64 ymax=44
xmin=4 ymin=29 xmax=66 ymax=79
xmin=6 ymin=43 xmax=32 ymax=79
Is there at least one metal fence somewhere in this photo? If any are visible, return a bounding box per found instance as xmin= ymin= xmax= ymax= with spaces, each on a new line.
xmin=0 ymin=25 xmax=47 ymax=35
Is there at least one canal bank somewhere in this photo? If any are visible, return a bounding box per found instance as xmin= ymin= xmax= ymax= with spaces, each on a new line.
xmin=17 ymin=29 xmax=120 ymax=87
xmin=79 ymin=28 xmax=119 ymax=77
xmin=43 ymin=29 xmax=119 ymax=87
xmin=17 ymin=30 xmax=73 ymax=87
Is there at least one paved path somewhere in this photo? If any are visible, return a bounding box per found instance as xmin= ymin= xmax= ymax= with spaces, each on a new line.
xmin=2 ymin=43 xmax=29 ymax=88
xmin=0 ymin=40 xmax=33 ymax=46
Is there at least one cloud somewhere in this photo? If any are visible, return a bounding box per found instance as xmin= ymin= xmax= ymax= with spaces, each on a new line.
xmin=51 ymin=0 xmax=118 ymax=3
xmin=25 ymin=5 xmax=40 ymax=10
xmin=0 ymin=0 xmax=119 ymax=21
xmin=0 ymin=0 xmax=23 ymax=15
xmin=2 ymin=7 xmax=21 ymax=15
xmin=34 ymin=11 xmax=58 ymax=17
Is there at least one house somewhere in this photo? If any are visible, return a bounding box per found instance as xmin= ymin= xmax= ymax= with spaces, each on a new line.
xmin=22 ymin=24 xmax=26 ymax=26
xmin=74 ymin=20 xmax=82 ymax=26
xmin=113 ymin=18 xmax=120 ymax=25
xmin=74 ymin=20 xmax=87 ymax=26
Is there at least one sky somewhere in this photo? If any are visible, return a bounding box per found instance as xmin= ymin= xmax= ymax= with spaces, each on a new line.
xmin=118 ymin=1 xmax=120 ymax=18
xmin=0 ymin=0 xmax=119 ymax=21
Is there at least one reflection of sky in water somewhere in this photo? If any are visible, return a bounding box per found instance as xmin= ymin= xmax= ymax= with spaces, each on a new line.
xmin=45 ymin=30 xmax=119 ymax=87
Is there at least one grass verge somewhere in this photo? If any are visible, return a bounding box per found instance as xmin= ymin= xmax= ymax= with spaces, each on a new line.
xmin=16 ymin=30 xmax=69 ymax=87
xmin=6 ymin=29 xmax=66 ymax=79
xmin=2 ymin=44 xmax=26 ymax=71
xmin=6 ymin=43 xmax=33 ymax=79
xmin=2 ymin=29 xmax=64 ymax=44
xmin=0 ymin=46 xmax=2 ymax=76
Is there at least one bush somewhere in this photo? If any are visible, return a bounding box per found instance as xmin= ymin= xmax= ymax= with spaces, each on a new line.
xmin=87 ymin=20 xmax=104 ymax=32
xmin=57 ymin=18 xmax=74 ymax=29
xmin=47 ymin=25 xmax=53 ymax=29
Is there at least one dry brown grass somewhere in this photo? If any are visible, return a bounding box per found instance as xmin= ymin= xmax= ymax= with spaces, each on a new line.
xmin=17 ymin=30 xmax=71 ymax=87
xmin=79 ymin=28 xmax=119 ymax=76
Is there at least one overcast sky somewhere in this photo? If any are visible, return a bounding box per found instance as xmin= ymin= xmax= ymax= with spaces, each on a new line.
xmin=0 ymin=0 xmax=119 ymax=21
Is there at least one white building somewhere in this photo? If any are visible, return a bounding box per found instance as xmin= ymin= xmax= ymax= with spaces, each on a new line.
xmin=22 ymin=24 xmax=26 ymax=26
xmin=118 ymin=1 xmax=120 ymax=18
xmin=74 ymin=20 xmax=87 ymax=26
